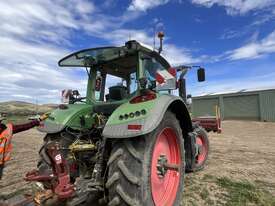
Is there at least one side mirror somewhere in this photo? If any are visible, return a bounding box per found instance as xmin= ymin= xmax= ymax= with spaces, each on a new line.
xmin=72 ymin=90 xmax=80 ymax=96
xmin=197 ymin=67 xmax=205 ymax=82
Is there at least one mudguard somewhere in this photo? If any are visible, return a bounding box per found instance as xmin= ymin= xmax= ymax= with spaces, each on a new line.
xmin=38 ymin=104 xmax=94 ymax=134
xmin=103 ymin=94 xmax=193 ymax=138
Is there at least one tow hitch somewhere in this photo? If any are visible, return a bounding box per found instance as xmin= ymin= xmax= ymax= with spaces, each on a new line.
xmin=24 ymin=142 xmax=75 ymax=204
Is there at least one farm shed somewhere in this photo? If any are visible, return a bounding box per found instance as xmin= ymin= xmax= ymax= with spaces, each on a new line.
xmin=192 ymin=88 xmax=275 ymax=122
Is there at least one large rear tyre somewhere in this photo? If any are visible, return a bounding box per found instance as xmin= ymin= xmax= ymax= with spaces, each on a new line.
xmin=107 ymin=111 xmax=185 ymax=206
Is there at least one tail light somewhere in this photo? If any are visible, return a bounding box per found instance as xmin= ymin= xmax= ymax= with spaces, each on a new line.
xmin=130 ymin=91 xmax=156 ymax=104
xmin=128 ymin=124 xmax=142 ymax=130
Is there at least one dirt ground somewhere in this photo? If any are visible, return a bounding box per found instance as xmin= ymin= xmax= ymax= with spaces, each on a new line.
xmin=183 ymin=121 xmax=275 ymax=206
xmin=0 ymin=121 xmax=275 ymax=205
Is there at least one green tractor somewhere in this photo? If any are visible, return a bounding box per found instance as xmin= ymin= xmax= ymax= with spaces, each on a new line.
xmin=26 ymin=38 xmax=209 ymax=206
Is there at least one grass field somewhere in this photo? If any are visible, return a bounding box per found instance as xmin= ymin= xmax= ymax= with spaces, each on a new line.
xmin=0 ymin=101 xmax=56 ymax=124
xmin=184 ymin=173 xmax=275 ymax=206
xmin=0 ymin=101 xmax=56 ymax=117
xmin=2 ymin=115 xmax=32 ymax=124
xmin=183 ymin=120 xmax=275 ymax=206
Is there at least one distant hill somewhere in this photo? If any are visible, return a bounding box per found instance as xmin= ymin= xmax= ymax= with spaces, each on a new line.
xmin=0 ymin=101 xmax=58 ymax=116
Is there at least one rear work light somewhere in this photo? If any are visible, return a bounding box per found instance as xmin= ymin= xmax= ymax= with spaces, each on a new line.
xmin=130 ymin=91 xmax=156 ymax=104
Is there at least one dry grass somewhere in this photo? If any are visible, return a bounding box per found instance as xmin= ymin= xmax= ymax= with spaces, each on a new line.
xmin=0 ymin=101 xmax=55 ymax=117
xmin=183 ymin=120 xmax=275 ymax=205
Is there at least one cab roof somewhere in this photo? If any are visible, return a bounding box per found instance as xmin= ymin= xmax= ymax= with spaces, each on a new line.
xmin=58 ymin=40 xmax=171 ymax=69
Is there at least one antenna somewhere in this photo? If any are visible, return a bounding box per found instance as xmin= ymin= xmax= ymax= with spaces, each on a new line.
xmin=157 ymin=31 xmax=164 ymax=54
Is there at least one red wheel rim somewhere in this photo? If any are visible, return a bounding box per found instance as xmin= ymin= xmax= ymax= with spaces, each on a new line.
xmin=151 ymin=127 xmax=181 ymax=206
xmin=196 ymin=135 xmax=207 ymax=164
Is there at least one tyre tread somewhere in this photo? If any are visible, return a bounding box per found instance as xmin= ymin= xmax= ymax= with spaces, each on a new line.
xmin=107 ymin=148 xmax=123 ymax=166
xmin=118 ymin=160 xmax=140 ymax=186
xmin=124 ymin=141 xmax=142 ymax=162
xmin=106 ymin=172 xmax=120 ymax=189
xmin=108 ymin=196 xmax=120 ymax=206
xmin=116 ymin=185 xmax=140 ymax=206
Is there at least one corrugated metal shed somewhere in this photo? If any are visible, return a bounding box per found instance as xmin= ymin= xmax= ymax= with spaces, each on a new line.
xmin=259 ymin=90 xmax=275 ymax=122
xmin=192 ymin=88 xmax=275 ymax=122
xmin=192 ymin=97 xmax=219 ymax=117
xmin=223 ymin=95 xmax=259 ymax=120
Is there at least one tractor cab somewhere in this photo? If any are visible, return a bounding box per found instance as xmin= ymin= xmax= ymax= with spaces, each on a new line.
xmin=59 ymin=40 xmax=205 ymax=108
xmin=58 ymin=41 xmax=178 ymax=114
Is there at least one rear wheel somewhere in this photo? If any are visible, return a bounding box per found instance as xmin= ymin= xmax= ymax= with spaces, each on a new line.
xmin=106 ymin=111 xmax=185 ymax=206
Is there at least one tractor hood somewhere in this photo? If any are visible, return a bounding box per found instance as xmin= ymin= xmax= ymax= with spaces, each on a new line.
xmin=38 ymin=104 xmax=94 ymax=134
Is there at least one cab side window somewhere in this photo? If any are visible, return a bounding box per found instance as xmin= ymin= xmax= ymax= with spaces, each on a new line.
xmin=105 ymin=74 xmax=124 ymax=101
xmin=129 ymin=72 xmax=137 ymax=94
xmin=142 ymin=54 xmax=166 ymax=87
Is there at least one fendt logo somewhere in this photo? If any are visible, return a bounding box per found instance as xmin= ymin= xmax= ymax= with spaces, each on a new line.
xmin=55 ymin=154 xmax=62 ymax=164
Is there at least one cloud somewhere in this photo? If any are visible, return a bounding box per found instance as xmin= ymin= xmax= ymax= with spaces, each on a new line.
xmin=191 ymin=0 xmax=275 ymax=15
xmin=162 ymin=44 xmax=203 ymax=65
xmin=0 ymin=37 xmax=87 ymax=103
xmin=102 ymin=29 xmax=153 ymax=45
xmin=228 ymin=30 xmax=275 ymax=60
xmin=251 ymin=10 xmax=275 ymax=26
xmin=102 ymin=28 xmax=204 ymax=65
xmin=128 ymin=0 xmax=170 ymax=12
xmin=220 ymin=29 xmax=245 ymax=40
xmin=0 ymin=0 xmax=101 ymax=45
xmin=0 ymin=0 xmax=206 ymax=103
xmin=0 ymin=0 xmax=95 ymax=103
xmin=190 ymin=70 xmax=275 ymax=96
xmin=11 ymin=94 xmax=33 ymax=99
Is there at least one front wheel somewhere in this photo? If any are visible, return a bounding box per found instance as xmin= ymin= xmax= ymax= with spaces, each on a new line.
xmin=192 ymin=127 xmax=209 ymax=172
xmin=106 ymin=111 xmax=185 ymax=206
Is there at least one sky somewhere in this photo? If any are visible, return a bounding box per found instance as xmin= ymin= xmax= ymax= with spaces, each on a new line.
xmin=0 ymin=0 xmax=275 ymax=103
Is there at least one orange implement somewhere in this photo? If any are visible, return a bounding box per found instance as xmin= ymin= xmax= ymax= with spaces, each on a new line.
xmin=0 ymin=123 xmax=13 ymax=165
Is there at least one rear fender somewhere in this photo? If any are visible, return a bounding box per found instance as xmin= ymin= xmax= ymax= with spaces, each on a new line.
xmin=38 ymin=104 xmax=94 ymax=134
xmin=103 ymin=94 xmax=193 ymax=138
